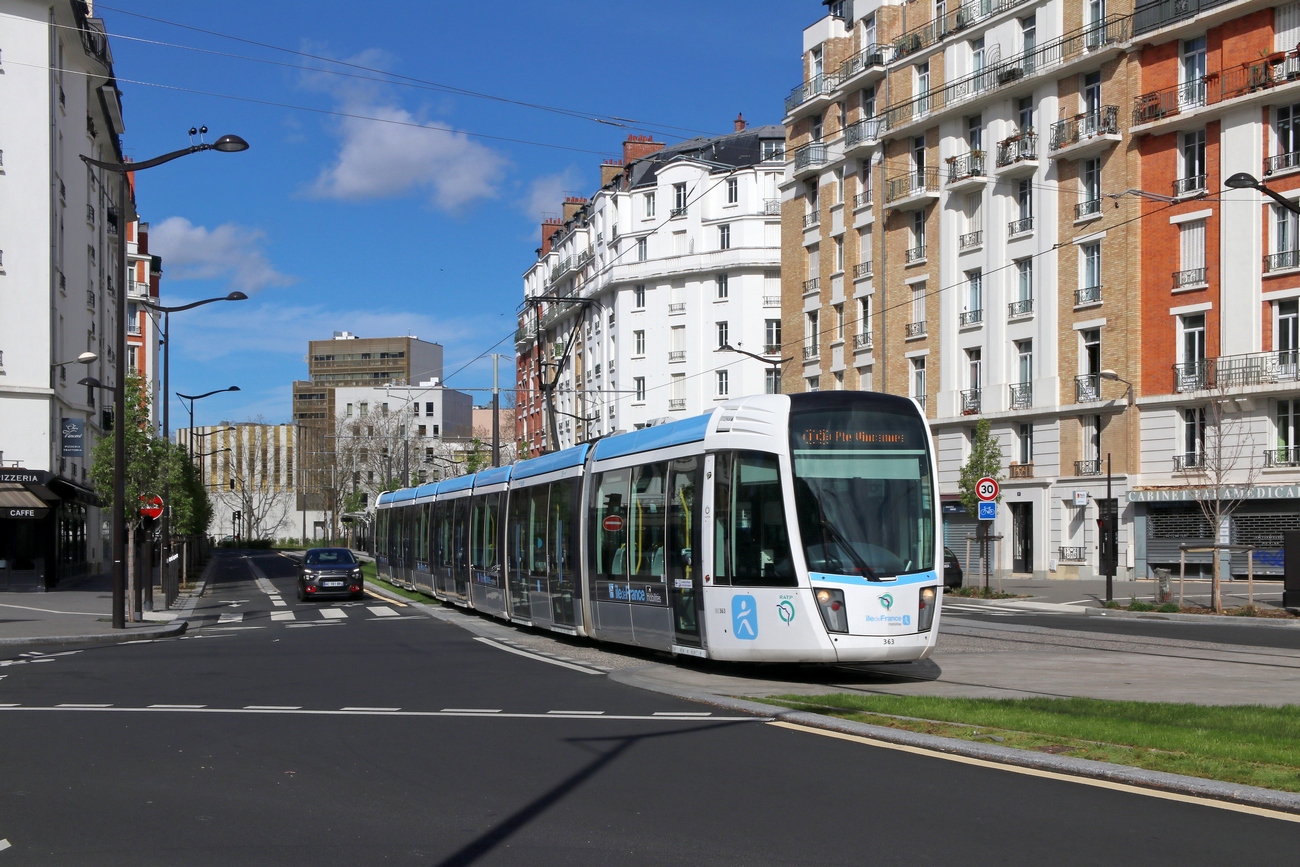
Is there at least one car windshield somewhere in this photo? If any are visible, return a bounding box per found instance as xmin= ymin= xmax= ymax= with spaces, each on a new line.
xmin=789 ymin=398 xmax=935 ymax=578
xmin=305 ymin=549 xmax=356 ymax=566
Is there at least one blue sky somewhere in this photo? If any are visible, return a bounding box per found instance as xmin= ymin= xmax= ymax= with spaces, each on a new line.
xmin=99 ymin=1 xmax=816 ymax=428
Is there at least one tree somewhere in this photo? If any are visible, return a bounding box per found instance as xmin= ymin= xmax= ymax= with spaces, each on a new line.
xmin=958 ymin=418 xmax=1004 ymax=515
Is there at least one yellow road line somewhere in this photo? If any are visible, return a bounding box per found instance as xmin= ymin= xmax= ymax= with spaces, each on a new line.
xmin=768 ymin=721 xmax=1300 ymax=824
xmin=363 ymin=587 xmax=408 ymax=607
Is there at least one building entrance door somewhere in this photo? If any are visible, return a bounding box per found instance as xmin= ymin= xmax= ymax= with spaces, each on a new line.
xmin=1010 ymin=502 xmax=1033 ymax=574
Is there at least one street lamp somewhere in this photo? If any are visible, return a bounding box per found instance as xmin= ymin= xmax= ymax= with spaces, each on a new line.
xmin=716 ymin=343 xmax=790 ymax=394
xmin=1099 ymin=369 xmax=1134 ymax=406
xmin=1224 ymin=172 xmax=1300 ymax=215
xmin=81 ymin=129 xmax=248 ymax=629
xmin=177 ymin=386 xmax=241 ymax=459
xmin=140 ymin=292 xmax=247 ymax=608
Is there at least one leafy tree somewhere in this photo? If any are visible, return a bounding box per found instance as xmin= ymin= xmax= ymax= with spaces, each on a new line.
xmin=958 ymin=418 xmax=1004 ymax=515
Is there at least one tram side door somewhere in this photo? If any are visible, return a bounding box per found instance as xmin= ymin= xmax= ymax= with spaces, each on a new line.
xmin=667 ymin=456 xmax=703 ymax=647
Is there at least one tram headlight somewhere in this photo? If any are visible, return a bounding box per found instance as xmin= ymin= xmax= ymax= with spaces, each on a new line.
xmin=814 ymin=587 xmax=849 ymax=634
xmin=917 ymin=585 xmax=938 ymax=632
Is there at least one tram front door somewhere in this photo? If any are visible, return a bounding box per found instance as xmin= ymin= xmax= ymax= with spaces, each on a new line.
xmin=667 ymin=456 xmax=703 ymax=648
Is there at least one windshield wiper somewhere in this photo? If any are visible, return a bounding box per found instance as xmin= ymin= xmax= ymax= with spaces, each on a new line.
xmin=808 ymin=486 xmax=880 ymax=582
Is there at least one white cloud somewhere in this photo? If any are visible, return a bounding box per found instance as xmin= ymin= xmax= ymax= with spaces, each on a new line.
xmin=150 ymin=216 xmax=294 ymax=294
xmin=520 ymin=168 xmax=582 ymax=222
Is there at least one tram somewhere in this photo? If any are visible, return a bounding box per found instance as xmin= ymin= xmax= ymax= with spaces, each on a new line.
xmin=374 ymin=391 xmax=942 ymax=663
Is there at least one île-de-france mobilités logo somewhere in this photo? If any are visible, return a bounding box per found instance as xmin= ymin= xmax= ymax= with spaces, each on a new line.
xmin=878 ymin=593 xmax=894 ymax=611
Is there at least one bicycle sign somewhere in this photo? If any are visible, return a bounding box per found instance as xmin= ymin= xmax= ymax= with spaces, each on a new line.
xmin=976 ymin=477 xmax=999 ymax=502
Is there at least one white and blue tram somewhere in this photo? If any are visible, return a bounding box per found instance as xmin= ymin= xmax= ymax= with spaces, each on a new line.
xmin=374 ymin=392 xmax=942 ymax=663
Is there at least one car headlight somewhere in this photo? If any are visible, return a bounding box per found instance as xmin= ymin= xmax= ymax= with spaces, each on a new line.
xmin=917 ymin=585 xmax=938 ymax=632
xmin=351 ymin=568 xmax=362 ymax=578
xmin=814 ymin=587 xmax=849 ymax=634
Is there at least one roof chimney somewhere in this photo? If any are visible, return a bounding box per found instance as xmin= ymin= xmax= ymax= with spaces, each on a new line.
xmin=623 ymin=134 xmax=665 ymax=165
xmin=562 ymin=196 xmax=587 ymax=223
xmin=734 ymin=113 xmax=746 ymax=132
xmin=540 ymin=216 xmax=562 ymax=256
xmin=600 ymin=158 xmax=624 ymax=187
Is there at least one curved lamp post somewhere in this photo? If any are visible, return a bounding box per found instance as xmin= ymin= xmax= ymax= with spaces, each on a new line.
xmin=1225 ymin=172 xmax=1300 ymax=215
xmin=82 ymin=131 xmax=248 ymax=628
xmin=716 ymin=343 xmax=790 ymax=394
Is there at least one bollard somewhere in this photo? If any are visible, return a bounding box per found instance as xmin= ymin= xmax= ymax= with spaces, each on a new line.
xmin=1154 ymin=568 xmax=1172 ymax=604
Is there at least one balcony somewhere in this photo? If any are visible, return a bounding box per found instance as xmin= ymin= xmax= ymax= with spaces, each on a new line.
xmin=803 ymin=212 xmax=820 ymax=229
xmin=843 ymin=117 xmax=886 ymax=158
xmin=1172 ymin=174 xmax=1207 ymax=198
xmin=884 ymin=167 xmax=940 ymax=210
xmin=1173 ymin=267 xmax=1207 ymax=289
xmin=854 ymin=190 xmax=873 ymax=210
xmin=803 ymin=344 xmax=820 ymax=361
xmin=959 ymin=309 xmax=983 ymax=327
xmin=1049 ymin=106 xmax=1121 ymax=159
xmin=785 ymin=74 xmax=842 ymax=118
xmin=1134 ymin=0 xmax=1241 ymax=36
xmin=1009 ymin=382 xmax=1032 ymax=410
xmin=793 ymin=143 xmax=829 ymax=179
xmin=945 ymin=151 xmax=988 ymax=191
xmin=961 ymin=388 xmax=981 ymax=414
xmin=670 ymin=207 xmax=687 ymax=219
xmin=86 ymin=205 xmax=95 ymax=225
xmin=668 ymin=350 xmax=686 ymax=363
xmin=1265 ymin=151 xmax=1300 ymax=178
xmin=1075 ymin=373 xmax=1101 ymax=403
xmin=1173 ymin=350 xmax=1300 ymax=393
xmin=1132 ymin=78 xmax=1208 ymax=126
xmin=1008 ymin=217 xmax=1034 ymax=237
xmin=802 ymin=277 xmax=820 ymax=295
xmin=1173 ymin=453 xmax=1205 ymax=472
xmin=958 ymin=230 xmax=982 ymax=250
xmin=1058 ymin=546 xmax=1086 ymax=562
xmin=86 ymin=290 xmax=96 ymax=310
xmin=764 ymin=198 xmax=781 ymax=215
xmin=905 ymin=245 xmax=927 ymax=264
xmin=853 ymin=331 xmax=873 ymax=350
xmin=1008 ymin=298 xmax=1034 ymax=318
xmin=763 ymin=344 xmax=782 ymax=356
xmin=996 ymin=133 xmax=1038 ymax=177
xmin=127 ymin=320 xmax=141 ymax=336
xmin=1264 ymin=447 xmax=1300 ymax=468
xmin=668 ymin=302 xmax=686 ymax=314
xmin=853 ymin=260 xmax=873 ymax=280
xmin=1075 ymin=285 xmax=1102 ymax=307
xmin=668 ymin=398 xmax=686 ymax=411
xmin=905 ymin=321 xmax=926 ymax=339
xmin=838 ymin=44 xmax=887 ymax=88
xmin=891 ymin=0 xmax=1037 ymax=61
xmin=1265 ymin=250 xmax=1300 ymax=273
xmin=1075 ymin=198 xmax=1103 ymax=220
xmin=1074 ymin=459 xmax=1103 ymax=476
xmin=1010 ymin=463 xmax=1034 ymax=479
xmin=763 ymin=295 xmax=781 ymax=308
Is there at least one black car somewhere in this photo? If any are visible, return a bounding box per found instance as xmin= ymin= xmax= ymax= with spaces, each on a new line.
xmin=943 ymin=546 xmax=963 ymax=590
xmin=298 ymin=548 xmax=364 ymax=601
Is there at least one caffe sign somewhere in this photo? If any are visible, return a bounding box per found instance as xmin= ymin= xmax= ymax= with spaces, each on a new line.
xmin=4 ymin=507 xmax=48 ymax=520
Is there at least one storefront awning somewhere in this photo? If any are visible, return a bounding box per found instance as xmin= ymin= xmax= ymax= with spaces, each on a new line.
xmin=0 ymin=485 xmax=51 ymax=519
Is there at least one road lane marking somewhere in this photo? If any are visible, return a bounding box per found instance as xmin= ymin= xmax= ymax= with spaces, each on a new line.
xmin=653 ymin=712 xmax=713 ymax=717
xmin=442 ymin=708 xmax=501 ymax=713
xmin=0 ymin=705 xmax=764 ymax=721
xmin=472 ymin=637 xmax=602 ymax=675
xmin=319 ymin=608 xmax=347 ymax=620
xmin=364 ymin=588 xmax=408 ymax=606
xmin=367 ymin=606 xmax=399 ymax=617
xmin=57 ymin=703 xmax=111 ymax=708
xmin=270 ymin=599 xmax=287 ymax=608
xmin=342 ymin=707 xmax=400 ymax=712
xmin=217 ymin=612 xmax=243 ymax=624
xmin=149 ymin=704 xmax=205 ymax=709
xmin=270 ymin=612 xmax=295 ymax=622
xmin=245 ymin=705 xmax=301 ymax=710
xmin=285 ymin=622 xmax=344 ymax=628
xmin=548 ymin=710 xmax=604 ymax=715
xmin=768 ymin=721 xmax=1300 ymax=824
xmin=0 ymin=839 xmax=10 ymax=852
xmin=0 ymin=704 xmax=19 ymax=708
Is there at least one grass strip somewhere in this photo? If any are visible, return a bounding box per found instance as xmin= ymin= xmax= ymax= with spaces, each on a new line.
xmin=358 ymin=562 xmax=433 ymax=605
xmin=764 ymin=693 xmax=1300 ymax=793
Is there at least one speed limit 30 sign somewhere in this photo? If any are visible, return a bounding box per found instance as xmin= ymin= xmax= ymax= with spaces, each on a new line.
xmin=976 ymin=477 xmax=999 ymax=502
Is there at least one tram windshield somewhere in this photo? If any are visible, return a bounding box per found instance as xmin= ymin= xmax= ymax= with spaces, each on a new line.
xmin=789 ymin=399 xmax=935 ymax=578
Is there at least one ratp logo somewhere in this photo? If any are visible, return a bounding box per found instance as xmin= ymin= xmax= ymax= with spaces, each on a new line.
xmin=732 ymin=594 xmax=758 ymax=640
xmin=878 ymin=593 xmax=894 ymax=611
xmin=777 ymin=600 xmax=796 ymax=625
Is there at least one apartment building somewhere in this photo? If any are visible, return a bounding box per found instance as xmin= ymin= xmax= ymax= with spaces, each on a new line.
xmin=516 ymin=124 xmax=787 ymax=453
xmin=125 ymin=218 xmax=162 ymax=431
xmin=1129 ymin=0 xmax=1300 ymax=579
xmin=333 ymin=380 xmax=473 ymax=486
xmin=0 ymin=2 xmax=129 ymax=589
xmin=784 ymin=0 xmax=1144 ymax=580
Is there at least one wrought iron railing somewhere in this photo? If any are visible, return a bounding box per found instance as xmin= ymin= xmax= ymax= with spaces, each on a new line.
xmin=854 ymin=190 xmax=873 ymax=209
xmin=803 ymin=212 xmax=820 ymax=228
xmin=1265 ymin=151 xmax=1300 ymax=177
xmin=1074 ymin=459 xmax=1102 ymax=476
xmin=670 ymin=207 xmax=687 ymax=219
xmin=884 ymin=168 xmax=940 ymax=203
xmin=1008 ymin=298 xmax=1033 ymax=318
xmin=946 ymin=151 xmax=986 ymax=183
xmin=785 ymin=74 xmax=842 ymax=114
xmin=1010 ymin=463 xmax=1034 ymax=479
xmin=1009 ymin=382 xmax=1032 ymax=409
xmin=854 ymin=331 xmax=873 ymax=349
xmin=1173 ymin=267 xmax=1207 ymax=288
xmin=905 ymin=321 xmax=926 ymax=338
xmin=1266 ymin=250 xmax=1300 ymax=272
xmin=668 ymin=350 xmax=686 ymax=362
xmin=959 ymin=309 xmax=983 ymax=327
xmin=802 ymin=277 xmax=820 ymax=294
xmin=961 ymin=388 xmax=981 ymax=414
xmin=1173 ymin=453 xmax=1205 ymax=472
xmin=1076 ymin=198 xmax=1102 ymax=219
xmin=764 ymin=199 xmax=781 ymax=215
xmin=891 ymin=0 xmax=1036 ymax=60
xmin=668 ymin=398 xmax=686 ymax=411
xmin=1050 ymin=105 xmax=1120 ymax=152
xmin=1132 ymin=77 xmax=1208 ymax=125
xmin=996 ymin=133 xmax=1038 ymax=167
xmin=794 ymin=142 xmax=828 ymax=172
xmin=905 ymin=245 xmax=927 ymax=263
xmin=1058 ymin=546 xmax=1086 ymax=561
xmin=1172 ymin=175 xmax=1206 ymax=197
xmin=1076 ymin=373 xmax=1101 ymax=403
xmin=1173 ymin=350 xmax=1300 ymax=393
xmin=763 ymin=295 xmax=781 ymax=307
xmin=803 ymin=344 xmax=819 ymax=360
xmin=844 ymin=117 xmax=887 ymax=150
xmin=763 ymin=344 xmax=782 ymax=356
xmin=668 ymin=302 xmax=686 ymax=314
xmin=1264 ymin=447 xmax=1300 ymax=467
xmin=839 ymin=44 xmax=888 ymax=81
xmin=854 ymin=261 xmax=873 ymax=279
xmin=959 ymin=231 xmax=982 ymax=249
xmin=1009 ymin=217 xmax=1033 ymax=236
xmin=1075 ymin=285 xmax=1102 ymax=306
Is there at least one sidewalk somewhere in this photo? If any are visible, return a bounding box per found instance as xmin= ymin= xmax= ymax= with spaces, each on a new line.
xmin=969 ymin=574 xmax=1289 ymax=612
xmin=0 ymin=569 xmax=200 ymax=648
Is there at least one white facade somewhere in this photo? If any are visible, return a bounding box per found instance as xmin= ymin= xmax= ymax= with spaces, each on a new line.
xmin=521 ymin=126 xmax=786 ymax=451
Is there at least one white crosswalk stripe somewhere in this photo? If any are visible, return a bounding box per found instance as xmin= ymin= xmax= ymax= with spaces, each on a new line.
xmin=270 ymin=611 xmax=295 ymax=622
xmin=217 ymin=612 xmax=243 ymax=624
xmin=319 ymin=608 xmax=347 ymax=620
xmin=367 ymin=606 xmax=399 ymax=618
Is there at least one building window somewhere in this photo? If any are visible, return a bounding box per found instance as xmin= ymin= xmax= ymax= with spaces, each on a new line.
xmin=1276 ymin=102 xmax=1300 ymax=165
xmin=915 ymin=62 xmax=930 ymax=115
xmin=967 ymin=113 xmax=983 ymax=152
xmin=834 ymin=371 xmax=844 ymax=390
xmin=811 ymin=111 xmax=824 ymax=143
xmin=1179 ymin=219 xmax=1206 ymax=284
xmin=1183 ymin=407 xmax=1206 ymax=464
xmin=911 ymin=209 xmax=926 ymax=255
xmin=912 ymin=135 xmax=926 ymax=175
xmin=1274 ymin=204 xmax=1299 ymax=262
xmin=634 ymin=376 xmax=646 ymax=402
xmin=716 ymin=321 xmax=729 ymax=349
xmin=1083 ymin=70 xmax=1102 ymax=117
xmin=726 ymin=177 xmax=738 ymax=204
xmin=805 ymin=310 xmax=819 ymax=351
xmin=1017 ymin=179 xmax=1032 ymax=223
xmin=765 ymin=318 xmax=782 ymax=353
xmin=965 ymin=269 xmax=982 ymax=317
xmin=716 ymin=273 xmax=729 ymax=299
xmin=1081 ymin=158 xmax=1101 ymax=210
xmin=1017 ymin=96 xmax=1034 ymax=133
xmin=1019 ymin=423 xmax=1034 ymax=464
xmin=911 ymin=283 xmax=926 ymax=326
xmin=673 ymin=182 xmax=688 ymax=214
xmin=1180 ymin=129 xmax=1206 ymax=191
xmin=425 ymin=402 xmax=434 ymax=415
xmin=1082 ymin=328 xmax=1101 ymax=378
xmin=634 ymin=330 xmax=645 ymax=356
xmin=967 ymin=347 xmax=982 ymax=390
xmin=834 ymin=303 xmax=844 ymax=340
xmin=1017 ymin=258 xmax=1033 ymax=302
xmin=412 ymin=402 xmax=420 ymax=416
xmin=345 ymin=403 xmax=353 ymax=417
xmin=1181 ymin=313 xmax=1207 ymax=375
xmin=1181 ymin=37 xmax=1207 ymax=103
xmin=1017 ymin=340 xmax=1033 ymax=384
xmin=1278 ymin=399 xmax=1298 ymax=456
xmin=766 ymin=368 xmax=781 ymax=394
xmin=716 ymin=369 xmax=729 ymax=397
xmin=911 ymin=357 xmax=926 ymax=402
xmin=718 ymin=224 xmax=731 ymax=250
xmin=1084 ymin=414 xmax=1102 ymax=465
xmin=762 ymin=139 xmax=784 ymax=161
xmin=633 ymin=284 xmax=646 ymax=308
xmin=1082 ymin=242 xmax=1102 ymax=290
xmin=636 ymin=238 xmax=648 ymax=261
xmin=1278 ymin=299 xmax=1299 ymax=362
xmin=858 ymin=296 xmax=871 ymax=337
xmin=643 ymin=192 xmax=656 ymax=218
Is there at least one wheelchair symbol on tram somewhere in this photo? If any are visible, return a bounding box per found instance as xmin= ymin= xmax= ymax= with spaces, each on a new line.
xmin=732 ymin=594 xmax=758 ymax=640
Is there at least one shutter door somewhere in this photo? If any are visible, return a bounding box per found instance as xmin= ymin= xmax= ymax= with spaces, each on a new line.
xmin=1277 ymin=2 xmax=1300 ymax=53
xmin=942 ymin=514 xmax=981 ymax=575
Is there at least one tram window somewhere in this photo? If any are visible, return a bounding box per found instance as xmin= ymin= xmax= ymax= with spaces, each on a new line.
xmin=549 ymin=479 xmax=579 ymax=578
xmin=451 ymin=498 xmax=469 ymax=570
xmin=630 ymin=462 xmax=668 ymax=579
xmin=471 ymin=495 xmax=499 ymax=570
xmin=726 ymin=452 xmax=796 ymax=587
xmin=713 ymin=453 xmax=733 ymax=585
xmin=431 ymin=502 xmax=448 ymax=568
xmin=590 ymin=468 xmax=631 ymax=580
xmin=527 ymin=486 xmax=549 ymax=576
xmin=506 ymin=488 xmax=527 ymax=573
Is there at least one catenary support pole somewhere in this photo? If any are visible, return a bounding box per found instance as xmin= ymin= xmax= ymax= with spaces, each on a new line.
xmin=491 ymin=353 xmax=502 ymax=468
xmin=1105 ymin=452 xmax=1113 ymax=603
xmin=112 ymin=171 xmax=128 ymax=627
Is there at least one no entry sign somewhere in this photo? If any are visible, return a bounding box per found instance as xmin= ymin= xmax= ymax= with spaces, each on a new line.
xmin=139 ymin=495 xmax=164 ymax=520
xmin=602 ymin=514 xmax=624 ymax=532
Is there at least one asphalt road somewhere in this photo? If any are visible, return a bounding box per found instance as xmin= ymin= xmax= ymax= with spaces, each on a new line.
xmin=0 ymin=550 xmax=1295 ymax=865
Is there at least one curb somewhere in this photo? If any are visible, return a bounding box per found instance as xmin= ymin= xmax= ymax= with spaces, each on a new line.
xmin=949 ymin=593 xmax=1300 ymax=628
xmin=0 ymin=620 xmax=187 ymax=649
xmin=607 ymin=667 xmax=1300 ymax=817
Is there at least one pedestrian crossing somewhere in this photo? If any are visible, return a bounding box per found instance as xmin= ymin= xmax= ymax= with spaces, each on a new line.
xmin=199 ymin=604 xmax=414 ymax=629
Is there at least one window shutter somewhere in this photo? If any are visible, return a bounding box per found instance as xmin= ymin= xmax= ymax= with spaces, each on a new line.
xmin=1180 ymin=219 xmax=1206 ymax=271
xmin=1278 ymin=2 xmax=1300 ymax=52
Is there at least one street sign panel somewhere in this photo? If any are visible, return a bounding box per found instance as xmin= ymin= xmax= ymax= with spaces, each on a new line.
xmin=139 ymin=495 xmax=164 ymax=520
xmin=976 ymin=477 xmax=999 ymax=502
xmin=978 ymin=501 xmax=997 ymax=521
